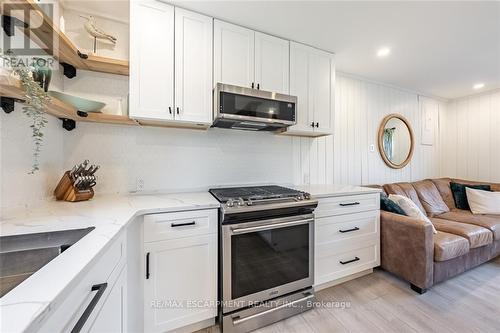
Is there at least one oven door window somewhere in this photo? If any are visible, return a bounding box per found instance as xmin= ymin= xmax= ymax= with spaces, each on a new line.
xmin=231 ymin=224 xmax=309 ymax=300
xmin=220 ymin=92 xmax=295 ymax=122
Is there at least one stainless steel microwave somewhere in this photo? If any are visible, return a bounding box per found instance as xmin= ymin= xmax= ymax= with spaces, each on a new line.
xmin=212 ymin=83 xmax=297 ymax=131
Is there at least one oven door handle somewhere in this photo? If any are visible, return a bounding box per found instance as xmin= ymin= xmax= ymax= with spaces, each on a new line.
xmin=230 ymin=218 xmax=313 ymax=235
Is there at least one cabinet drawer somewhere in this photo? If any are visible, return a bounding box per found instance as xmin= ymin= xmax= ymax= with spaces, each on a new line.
xmin=315 ymin=193 xmax=379 ymax=218
xmin=316 ymin=211 xmax=379 ymax=245
xmin=315 ymin=244 xmax=379 ymax=286
xmin=39 ymin=232 xmax=126 ymax=333
xmin=144 ymin=209 xmax=217 ymax=242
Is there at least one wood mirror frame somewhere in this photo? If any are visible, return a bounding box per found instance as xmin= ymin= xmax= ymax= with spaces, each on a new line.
xmin=378 ymin=114 xmax=415 ymax=169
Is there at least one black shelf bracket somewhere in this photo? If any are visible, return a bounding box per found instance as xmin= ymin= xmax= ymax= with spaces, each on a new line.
xmin=1 ymin=15 xmax=28 ymax=37
xmin=77 ymin=110 xmax=88 ymax=118
xmin=77 ymin=50 xmax=89 ymax=59
xmin=61 ymin=62 xmax=77 ymax=79
xmin=61 ymin=118 xmax=76 ymax=131
xmin=1 ymin=97 xmax=16 ymax=113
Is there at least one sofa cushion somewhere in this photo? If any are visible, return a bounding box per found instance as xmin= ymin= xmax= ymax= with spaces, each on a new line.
xmin=466 ymin=187 xmax=500 ymax=214
xmin=431 ymin=178 xmax=456 ymax=210
xmin=412 ymin=180 xmax=450 ymax=217
xmin=430 ymin=218 xmax=493 ymax=248
xmin=437 ymin=210 xmax=500 ymax=240
xmin=380 ymin=193 xmax=407 ymax=215
xmin=383 ymin=182 xmax=426 ymax=214
xmin=450 ymin=182 xmax=491 ymax=210
xmin=452 ymin=178 xmax=500 ymax=192
xmin=434 ymin=231 xmax=470 ymax=262
xmin=389 ymin=194 xmax=437 ymax=233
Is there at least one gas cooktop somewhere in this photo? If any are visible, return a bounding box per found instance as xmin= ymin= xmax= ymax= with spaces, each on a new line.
xmin=209 ymin=185 xmax=308 ymax=202
xmin=209 ymin=185 xmax=314 ymax=213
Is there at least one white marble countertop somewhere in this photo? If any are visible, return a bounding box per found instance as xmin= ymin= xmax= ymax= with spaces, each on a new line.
xmin=0 ymin=192 xmax=219 ymax=333
xmin=0 ymin=184 xmax=379 ymax=332
xmin=294 ymin=184 xmax=381 ymax=198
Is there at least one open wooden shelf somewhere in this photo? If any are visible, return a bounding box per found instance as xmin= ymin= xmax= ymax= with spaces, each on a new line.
xmin=0 ymin=74 xmax=139 ymax=126
xmin=1 ymin=0 xmax=129 ymax=76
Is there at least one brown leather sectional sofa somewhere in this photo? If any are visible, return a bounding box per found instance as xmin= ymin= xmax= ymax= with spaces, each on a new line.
xmin=378 ymin=178 xmax=500 ymax=294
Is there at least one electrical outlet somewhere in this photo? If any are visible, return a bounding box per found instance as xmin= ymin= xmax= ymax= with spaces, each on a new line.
xmin=303 ymin=173 xmax=310 ymax=185
xmin=369 ymin=144 xmax=375 ymax=153
xmin=136 ymin=178 xmax=145 ymax=192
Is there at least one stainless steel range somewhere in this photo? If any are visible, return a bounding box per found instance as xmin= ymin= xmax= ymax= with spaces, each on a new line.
xmin=209 ymin=185 xmax=318 ymax=333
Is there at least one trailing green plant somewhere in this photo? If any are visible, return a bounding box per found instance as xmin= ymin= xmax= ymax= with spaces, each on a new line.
xmin=1 ymin=50 xmax=49 ymax=174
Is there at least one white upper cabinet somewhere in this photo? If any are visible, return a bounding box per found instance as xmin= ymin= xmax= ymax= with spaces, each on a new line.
xmin=310 ymin=48 xmax=335 ymax=134
xmin=174 ymin=8 xmax=213 ymax=123
xmin=130 ymin=1 xmax=213 ymax=125
xmin=289 ymin=42 xmax=313 ymax=132
xmin=130 ymin=1 xmax=174 ymax=121
xmin=214 ymin=21 xmax=290 ymax=93
xmin=285 ymin=42 xmax=335 ymax=137
xmin=254 ymin=32 xmax=290 ymax=94
xmin=214 ymin=20 xmax=255 ymax=88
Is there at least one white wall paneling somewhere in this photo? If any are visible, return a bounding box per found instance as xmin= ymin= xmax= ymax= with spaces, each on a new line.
xmin=293 ymin=73 xmax=443 ymax=186
xmin=440 ymin=90 xmax=500 ymax=182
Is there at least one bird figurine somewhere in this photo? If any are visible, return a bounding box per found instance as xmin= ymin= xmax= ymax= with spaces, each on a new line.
xmin=80 ymin=15 xmax=117 ymax=53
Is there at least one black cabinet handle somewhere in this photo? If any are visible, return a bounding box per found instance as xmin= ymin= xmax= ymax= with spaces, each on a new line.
xmin=339 ymin=227 xmax=360 ymax=233
xmin=168 ymin=106 xmax=172 ymax=114
xmin=311 ymin=121 xmax=315 ymax=127
xmin=176 ymin=107 xmax=180 ymax=115
xmin=339 ymin=202 xmax=360 ymax=207
xmin=340 ymin=257 xmax=360 ymax=265
xmin=71 ymin=283 xmax=108 ymax=333
xmin=146 ymin=252 xmax=150 ymax=279
xmin=257 ymin=83 xmax=260 ymax=90
xmin=315 ymin=122 xmax=319 ymax=127
xmin=251 ymin=82 xmax=254 ymax=89
xmin=171 ymin=221 xmax=196 ymax=228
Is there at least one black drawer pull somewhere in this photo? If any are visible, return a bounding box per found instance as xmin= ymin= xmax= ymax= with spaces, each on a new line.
xmin=71 ymin=283 xmax=108 ymax=333
xmin=340 ymin=257 xmax=360 ymax=265
xmin=339 ymin=227 xmax=360 ymax=233
xmin=171 ymin=221 xmax=196 ymax=228
xmin=146 ymin=252 xmax=150 ymax=279
xmin=339 ymin=202 xmax=360 ymax=207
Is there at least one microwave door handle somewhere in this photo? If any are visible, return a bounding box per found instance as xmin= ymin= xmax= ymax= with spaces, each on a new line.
xmin=230 ymin=218 xmax=313 ymax=235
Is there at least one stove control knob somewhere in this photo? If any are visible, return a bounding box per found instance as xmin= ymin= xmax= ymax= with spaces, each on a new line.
xmin=226 ymin=199 xmax=234 ymax=207
xmin=237 ymin=198 xmax=245 ymax=206
xmin=296 ymin=194 xmax=305 ymax=201
xmin=304 ymin=193 xmax=311 ymax=200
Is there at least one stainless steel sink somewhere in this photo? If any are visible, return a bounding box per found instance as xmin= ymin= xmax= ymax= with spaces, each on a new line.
xmin=0 ymin=227 xmax=95 ymax=297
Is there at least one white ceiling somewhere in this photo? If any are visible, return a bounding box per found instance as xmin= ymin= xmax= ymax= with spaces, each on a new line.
xmin=171 ymin=0 xmax=500 ymax=100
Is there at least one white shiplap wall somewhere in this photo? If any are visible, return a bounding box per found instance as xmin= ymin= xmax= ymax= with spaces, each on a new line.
xmin=293 ymin=73 xmax=444 ymax=186
xmin=440 ymin=89 xmax=500 ymax=182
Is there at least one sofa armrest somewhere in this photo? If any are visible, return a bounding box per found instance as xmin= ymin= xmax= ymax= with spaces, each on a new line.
xmin=380 ymin=211 xmax=435 ymax=289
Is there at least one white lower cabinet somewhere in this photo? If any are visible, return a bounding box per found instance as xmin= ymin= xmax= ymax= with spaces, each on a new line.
xmin=87 ymin=265 xmax=128 ymax=333
xmin=38 ymin=233 xmax=127 ymax=333
xmin=314 ymin=194 xmax=380 ymax=289
xmin=143 ymin=209 xmax=217 ymax=333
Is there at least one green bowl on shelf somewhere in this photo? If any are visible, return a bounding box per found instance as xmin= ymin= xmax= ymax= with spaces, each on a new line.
xmin=48 ymin=91 xmax=106 ymax=113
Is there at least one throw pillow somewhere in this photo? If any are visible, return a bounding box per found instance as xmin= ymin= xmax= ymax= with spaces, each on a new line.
xmin=450 ymin=182 xmax=491 ymax=210
xmin=380 ymin=193 xmax=407 ymax=216
xmin=466 ymin=187 xmax=500 ymax=215
xmin=388 ymin=194 xmax=437 ymax=234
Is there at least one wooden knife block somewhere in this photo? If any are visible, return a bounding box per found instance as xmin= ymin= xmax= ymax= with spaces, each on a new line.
xmin=54 ymin=171 xmax=94 ymax=202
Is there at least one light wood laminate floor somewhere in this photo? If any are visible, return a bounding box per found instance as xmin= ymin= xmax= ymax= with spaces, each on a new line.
xmin=197 ymin=257 xmax=500 ymax=333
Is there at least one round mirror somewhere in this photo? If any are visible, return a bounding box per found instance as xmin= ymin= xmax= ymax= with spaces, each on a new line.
xmin=378 ymin=114 xmax=414 ymax=169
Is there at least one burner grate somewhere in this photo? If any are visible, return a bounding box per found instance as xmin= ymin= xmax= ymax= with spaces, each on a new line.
xmin=209 ymin=185 xmax=303 ymax=203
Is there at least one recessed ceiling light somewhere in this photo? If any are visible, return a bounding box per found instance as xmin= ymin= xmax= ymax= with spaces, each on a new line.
xmin=473 ymin=83 xmax=485 ymax=90
xmin=377 ymin=47 xmax=391 ymax=57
